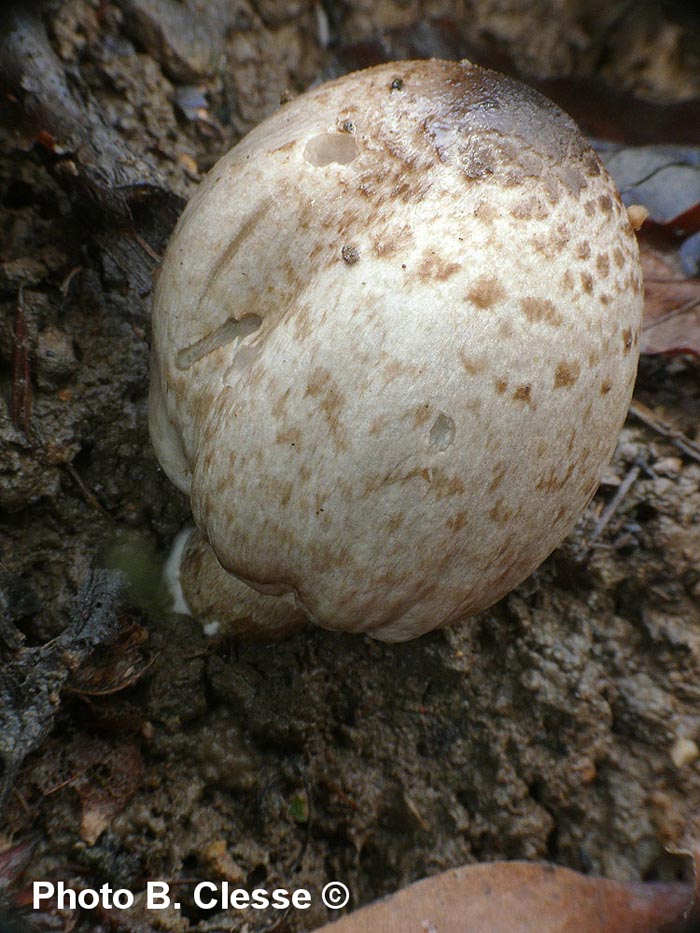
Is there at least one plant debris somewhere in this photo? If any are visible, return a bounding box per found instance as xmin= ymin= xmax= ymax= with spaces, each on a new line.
xmin=1 ymin=4 xmax=700 ymax=932
xmin=0 ymin=570 xmax=126 ymax=809
xmin=313 ymin=860 xmax=699 ymax=933
xmin=638 ymin=241 xmax=700 ymax=356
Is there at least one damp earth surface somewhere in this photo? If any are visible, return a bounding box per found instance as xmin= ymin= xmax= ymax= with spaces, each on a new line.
xmin=1 ymin=2 xmax=699 ymax=931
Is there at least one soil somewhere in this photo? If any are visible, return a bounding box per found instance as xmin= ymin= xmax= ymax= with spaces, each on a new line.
xmin=1 ymin=2 xmax=699 ymax=931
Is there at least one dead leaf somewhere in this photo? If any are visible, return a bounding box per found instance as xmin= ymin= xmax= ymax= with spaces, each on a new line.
xmin=77 ymin=741 xmax=144 ymax=845
xmin=596 ymin=145 xmax=700 ymax=231
xmin=639 ymin=240 xmax=700 ymax=355
xmin=0 ymin=837 xmax=35 ymax=887
xmin=68 ymin=619 xmax=155 ymax=697
xmin=314 ymin=861 xmax=697 ymax=933
xmin=32 ymin=732 xmax=144 ymax=846
xmin=679 ymin=231 xmax=700 ymax=277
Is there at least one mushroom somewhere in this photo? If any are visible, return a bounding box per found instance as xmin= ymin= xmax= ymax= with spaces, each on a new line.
xmin=149 ymin=59 xmax=644 ymax=642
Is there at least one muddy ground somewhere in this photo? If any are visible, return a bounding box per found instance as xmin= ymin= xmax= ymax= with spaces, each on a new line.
xmin=1 ymin=1 xmax=700 ymax=931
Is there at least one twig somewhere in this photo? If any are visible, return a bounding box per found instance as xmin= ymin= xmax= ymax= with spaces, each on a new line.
xmin=12 ymin=788 xmax=31 ymax=816
xmin=43 ymin=768 xmax=91 ymax=797
xmin=629 ymin=400 xmax=700 ymax=465
xmin=619 ymin=159 xmax=699 ymax=195
xmin=588 ymin=463 xmax=641 ymax=546
xmin=644 ymin=277 xmax=700 ymax=284
xmin=130 ymin=230 xmax=162 ymax=264
xmin=63 ymin=462 xmax=109 ymax=514
xmin=11 ymin=287 xmax=32 ymax=441
xmin=60 ymin=264 xmax=83 ymax=296
xmin=642 ymin=296 xmax=700 ymax=332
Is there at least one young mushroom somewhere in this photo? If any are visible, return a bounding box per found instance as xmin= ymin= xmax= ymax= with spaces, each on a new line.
xmin=149 ymin=59 xmax=644 ymax=642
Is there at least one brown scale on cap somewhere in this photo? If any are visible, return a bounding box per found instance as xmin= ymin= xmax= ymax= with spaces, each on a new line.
xmin=150 ymin=59 xmax=643 ymax=642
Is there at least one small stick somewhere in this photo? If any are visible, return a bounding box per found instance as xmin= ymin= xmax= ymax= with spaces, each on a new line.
xmin=630 ymin=400 xmax=700 ymax=465
xmin=11 ymin=287 xmax=32 ymax=441
xmin=63 ymin=462 xmax=109 ymax=514
xmin=60 ymin=264 xmax=83 ymax=296
xmin=130 ymin=230 xmax=162 ymax=263
xmin=588 ymin=463 xmax=641 ymax=546
xmin=642 ymin=296 xmax=700 ymax=332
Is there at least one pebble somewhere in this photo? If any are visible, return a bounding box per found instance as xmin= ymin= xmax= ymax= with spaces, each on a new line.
xmin=654 ymin=456 xmax=682 ymax=477
xmin=670 ymin=736 xmax=699 ymax=768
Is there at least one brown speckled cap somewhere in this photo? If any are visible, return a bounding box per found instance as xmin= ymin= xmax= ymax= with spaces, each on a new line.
xmin=149 ymin=59 xmax=643 ymax=641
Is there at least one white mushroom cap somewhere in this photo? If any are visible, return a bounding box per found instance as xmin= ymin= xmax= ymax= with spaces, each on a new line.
xmin=177 ymin=528 xmax=308 ymax=641
xmin=149 ymin=59 xmax=643 ymax=642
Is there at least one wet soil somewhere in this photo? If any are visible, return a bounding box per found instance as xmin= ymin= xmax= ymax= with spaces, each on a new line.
xmin=1 ymin=2 xmax=700 ymax=931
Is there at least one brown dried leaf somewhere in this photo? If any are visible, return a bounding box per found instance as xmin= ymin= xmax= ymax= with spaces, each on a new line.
xmin=640 ymin=240 xmax=700 ymax=356
xmin=68 ymin=619 xmax=155 ymax=696
xmin=0 ymin=837 xmax=35 ymax=887
xmin=314 ymin=861 xmax=696 ymax=933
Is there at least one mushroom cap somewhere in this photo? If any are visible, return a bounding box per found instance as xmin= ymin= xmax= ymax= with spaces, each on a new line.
xmin=149 ymin=59 xmax=643 ymax=642
xmin=179 ymin=528 xmax=309 ymax=641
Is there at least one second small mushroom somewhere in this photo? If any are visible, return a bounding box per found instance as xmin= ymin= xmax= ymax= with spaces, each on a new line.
xmin=149 ymin=59 xmax=644 ymax=642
